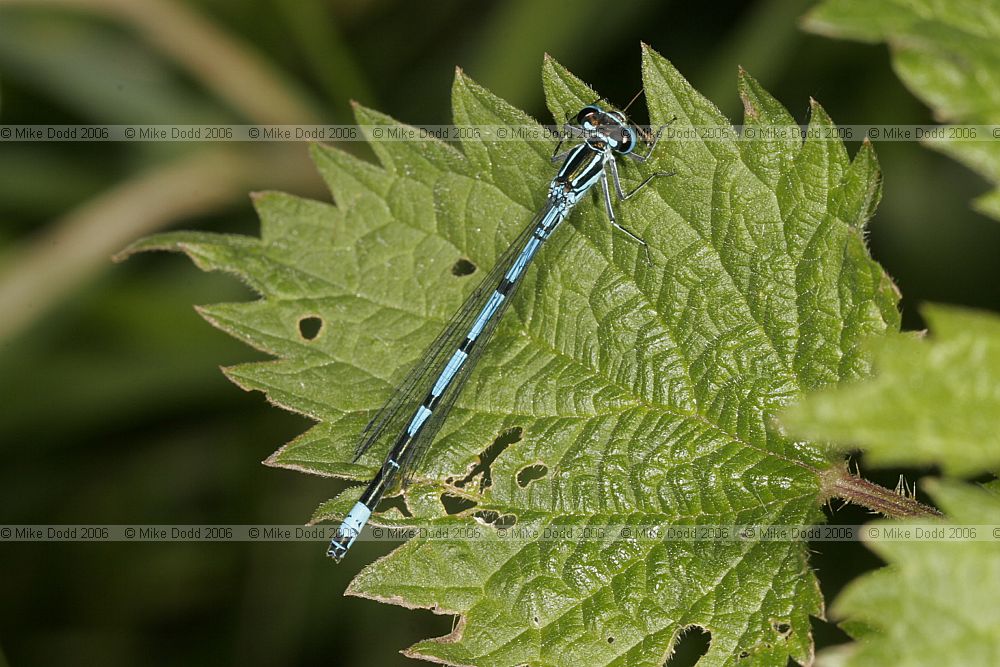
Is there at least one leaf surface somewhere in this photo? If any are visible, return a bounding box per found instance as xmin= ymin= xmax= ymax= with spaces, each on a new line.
xmin=820 ymin=481 xmax=1000 ymax=667
xmin=805 ymin=0 xmax=1000 ymax=220
xmin=121 ymin=46 xmax=900 ymax=666
xmin=781 ymin=305 xmax=1000 ymax=477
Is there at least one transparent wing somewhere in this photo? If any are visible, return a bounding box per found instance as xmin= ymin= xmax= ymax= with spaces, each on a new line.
xmin=401 ymin=255 xmax=529 ymax=484
xmin=353 ymin=203 xmax=555 ymax=467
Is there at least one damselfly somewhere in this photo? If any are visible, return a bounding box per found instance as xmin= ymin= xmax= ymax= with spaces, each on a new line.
xmin=328 ymin=103 xmax=671 ymax=561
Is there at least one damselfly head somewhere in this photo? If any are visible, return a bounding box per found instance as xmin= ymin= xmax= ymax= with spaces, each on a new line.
xmin=575 ymin=105 xmax=637 ymax=155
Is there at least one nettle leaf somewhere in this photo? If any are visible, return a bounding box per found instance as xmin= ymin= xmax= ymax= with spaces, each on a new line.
xmin=820 ymin=481 xmax=1000 ymax=667
xmin=781 ymin=305 xmax=1000 ymax=477
xmin=121 ymin=45 xmax=899 ymax=666
xmin=804 ymin=0 xmax=1000 ymax=221
xmin=781 ymin=307 xmax=1000 ymax=666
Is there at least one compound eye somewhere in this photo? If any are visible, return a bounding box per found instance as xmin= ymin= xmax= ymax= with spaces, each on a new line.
xmin=576 ymin=105 xmax=600 ymax=127
xmin=616 ymin=127 xmax=637 ymax=153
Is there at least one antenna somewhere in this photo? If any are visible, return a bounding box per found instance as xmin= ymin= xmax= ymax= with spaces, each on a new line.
xmin=621 ymin=87 xmax=645 ymax=114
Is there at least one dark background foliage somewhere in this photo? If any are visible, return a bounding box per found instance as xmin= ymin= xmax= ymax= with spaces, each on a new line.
xmin=1 ymin=1 xmax=996 ymax=665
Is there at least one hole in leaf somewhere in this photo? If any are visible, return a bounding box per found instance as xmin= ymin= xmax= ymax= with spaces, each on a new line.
xmin=607 ymin=636 xmax=615 ymax=644
xmin=532 ymin=616 xmax=540 ymax=626
xmin=738 ymin=651 xmax=749 ymax=660
xmin=473 ymin=510 xmax=499 ymax=525
xmin=374 ymin=494 xmax=412 ymax=517
xmin=516 ymin=463 xmax=548 ymax=488
xmin=472 ymin=510 xmax=516 ymax=528
xmin=440 ymin=493 xmax=477 ymax=515
xmin=666 ymin=626 xmax=711 ymax=667
xmin=454 ymin=427 xmax=523 ymax=491
xmin=451 ymin=258 xmax=477 ymax=276
xmin=772 ymin=621 xmax=790 ymax=637
xmin=297 ymin=315 xmax=323 ymax=340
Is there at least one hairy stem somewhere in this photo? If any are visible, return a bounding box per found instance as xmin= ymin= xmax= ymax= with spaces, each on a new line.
xmin=820 ymin=465 xmax=943 ymax=518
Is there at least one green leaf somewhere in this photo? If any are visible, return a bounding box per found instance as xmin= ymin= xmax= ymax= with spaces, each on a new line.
xmin=821 ymin=480 xmax=1000 ymax=667
xmin=804 ymin=0 xmax=1000 ymax=221
xmin=781 ymin=304 xmax=1000 ymax=477
xmin=121 ymin=45 xmax=899 ymax=666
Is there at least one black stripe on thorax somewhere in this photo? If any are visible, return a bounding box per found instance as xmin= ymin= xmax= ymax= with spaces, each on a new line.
xmin=556 ymin=143 xmax=603 ymax=187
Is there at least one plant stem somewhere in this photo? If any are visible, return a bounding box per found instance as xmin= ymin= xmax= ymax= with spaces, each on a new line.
xmin=0 ymin=145 xmax=323 ymax=342
xmin=820 ymin=465 xmax=943 ymax=518
xmin=1 ymin=0 xmax=321 ymax=123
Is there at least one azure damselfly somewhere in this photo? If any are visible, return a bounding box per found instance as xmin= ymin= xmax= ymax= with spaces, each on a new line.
xmin=328 ymin=103 xmax=671 ymax=561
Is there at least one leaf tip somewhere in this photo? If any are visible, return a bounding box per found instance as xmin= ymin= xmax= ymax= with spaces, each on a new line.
xmin=452 ymin=65 xmax=478 ymax=96
xmin=262 ymin=450 xmax=283 ymax=468
xmin=736 ymin=67 xmax=787 ymax=127
xmin=343 ymin=576 xmax=365 ymax=599
xmin=110 ymin=245 xmax=137 ymax=264
xmin=220 ymin=364 xmax=255 ymax=393
xmin=640 ymin=42 xmax=676 ymax=78
xmin=192 ymin=303 xmax=225 ymax=332
xmin=541 ymin=52 xmax=571 ymax=78
xmin=807 ymin=97 xmax=835 ymax=127
xmin=855 ymin=138 xmax=880 ymax=169
xmin=111 ymin=232 xmax=202 ymax=264
xmin=737 ymin=68 xmax=759 ymax=120
xmin=640 ymin=41 xmax=663 ymax=65
xmin=308 ymin=140 xmax=334 ymax=162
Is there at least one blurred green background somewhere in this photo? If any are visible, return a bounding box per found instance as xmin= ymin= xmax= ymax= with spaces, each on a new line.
xmin=1 ymin=1 xmax=997 ymax=665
